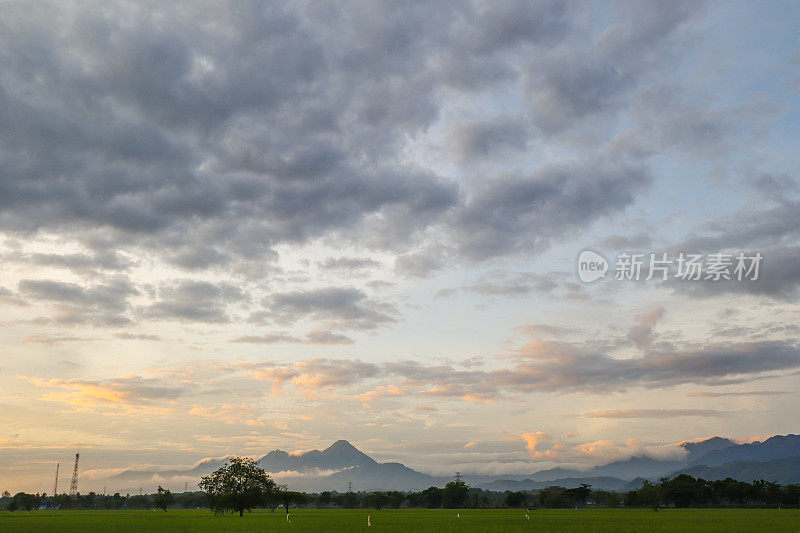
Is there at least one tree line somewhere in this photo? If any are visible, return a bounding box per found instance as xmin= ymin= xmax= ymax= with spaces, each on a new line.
xmin=3 ymin=460 xmax=800 ymax=514
xmin=624 ymin=474 xmax=800 ymax=509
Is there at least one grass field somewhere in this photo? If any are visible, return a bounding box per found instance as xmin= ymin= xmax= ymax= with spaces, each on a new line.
xmin=1 ymin=508 xmax=799 ymax=532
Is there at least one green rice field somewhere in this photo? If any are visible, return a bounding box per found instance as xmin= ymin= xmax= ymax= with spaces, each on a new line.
xmin=1 ymin=508 xmax=799 ymax=532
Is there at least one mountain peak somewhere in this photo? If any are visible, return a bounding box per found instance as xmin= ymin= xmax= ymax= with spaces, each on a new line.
xmin=257 ymin=439 xmax=376 ymax=474
xmin=325 ymin=439 xmax=358 ymax=452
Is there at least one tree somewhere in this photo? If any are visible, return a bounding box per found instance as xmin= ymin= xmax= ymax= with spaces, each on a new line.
xmin=538 ymin=486 xmax=573 ymax=508
xmin=386 ymin=491 xmax=406 ymax=509
xmin=365 ymin=491 xmax=390 ymax=510
xmin=7 ymin=492 xmax=41 ymax=512
xmin=564 ymin=483 xmax=591 ymax=506
xmin=419 ymin=486 xmax=443 ymax=508
xmin=279 ymin=489 xmax=309 ymax=517
xmin=504 ymin=491 xmax=528 ymax=508
xmin=199 ymin=457 xmax=278 ymax=516
xmin=153 ymin=486 xmax=174 ymax=512
xmin=638 ymin=481 xmax=661 ymax=511
xmin=442 ymin=481 xmax=469 ymax=508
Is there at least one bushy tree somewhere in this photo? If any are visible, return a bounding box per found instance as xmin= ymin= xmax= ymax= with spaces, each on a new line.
xmin=634 ymin=481 xmax=661 ymax=511
xmin=538 ymin=486 xmax=573 ymax=508
xmin=279 ymin=489 xmax=309 ymax=517
xmin=564 ymin=483 xmax=592 ymax=506
xmin=199 ymin=457 xmax=277 ymax=516
xmin=419 ymin=486 xmax=443 ymax=508
xmin=365 ymin=491 xmax=391 ymax=510
xmin=504 ymin=491 xmax=528 ymax=508
xmin=153 ymin=486 xmax=174 ymax=512
xmin=7 ymin=492 xmax=41 ymax=512
xmin=442 ymin=481 xmax=470 ymax=508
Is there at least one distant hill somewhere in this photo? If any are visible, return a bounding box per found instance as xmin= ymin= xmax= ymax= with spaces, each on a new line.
xmin=683 ymin=437 xmax=737 ymax=462
xmin=519 ymin=435 xmax=800 ymax=486
xmin=673 ymin=457 xmax=800 ymax=484
xmin=687 ymin=434 xmax=800 ymax=467
xmin=526 ymin=437 xmax=735 ymax=482
xmin=108 ymin=439 xmax=439 ymax=492
xmin=529 ymin=456 xmax=683 ymax=481
xmin=480 ymin=476 xmax=630 ymax=492
xmin=106 ymin=433 xmax=800 ymax=493
xmin=326 ymin=461 xmax=437 ymax=491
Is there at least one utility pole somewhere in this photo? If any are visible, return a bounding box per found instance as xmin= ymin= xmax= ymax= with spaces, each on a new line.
xmin=184 ymin=482 xmax=188 ymax=493
xmin=347 ymin=481 xmax=353 ymax=492
xmin=455 ymin=472 xmax=462 ymax=484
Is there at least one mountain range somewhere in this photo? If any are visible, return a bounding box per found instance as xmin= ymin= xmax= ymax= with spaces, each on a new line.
xmin=107 ymin=434 xmax=800 ymax=493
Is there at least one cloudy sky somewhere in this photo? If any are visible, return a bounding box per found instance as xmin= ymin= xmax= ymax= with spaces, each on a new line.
xmin=1 ymin=0 xmax=799 ymax=493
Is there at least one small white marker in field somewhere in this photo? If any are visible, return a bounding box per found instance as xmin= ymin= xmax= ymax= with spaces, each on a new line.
xmin=368 ymin=514 xmax=371 ymax=527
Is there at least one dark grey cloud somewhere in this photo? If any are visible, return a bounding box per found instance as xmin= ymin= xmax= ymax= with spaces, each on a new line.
xmin=0 ymin=1 xmax=466 ymax=270
xmin=318 ymin=340 xmax=800 ymax=402
xmin=600 ymin=232 xmax=653 ymax=250
xmin=751 ymin=173 xmax=799 ymax=197
xmin=23 ymin=251 xmax=130 ymax=275
xmin=18 ymin=276 xmax=137 ymax=326
xmin=522 ymin=1 xmax=697 ymax=132
xmin=436 ymin=271 xmax=587 ymax=301
xmin=317 ymin=257 xmax=381 ymax=274
xmin=230 ymin=330 xmax=354 ymax=345
xmin=669 ymin=200 xmax=800 ymax=299
xmin=144 ymin=280 xmax=243 ymax=323
xmin=495 ymin=340 xmax=800 ymax=393
xmin=712 ymin=322 xmax=800 ymax=341
xmin=450 ymin=161 xmax=650 ymax=261
xmin=264 ymin=286 xmax=397 ymax=330
xmin=237 ymin=358 xmax=380 ymax=390
xmin=305 ymin=330 xmax=355 ymax=345
xmin=394 ymin=247 xmax=449 ymax=278
xmin=230 ymin=333 xmax=302 ymax=345
xmin=449 ymin=116 xmax=530 ymax=161
xmin=627 ymin=306 xmax=665 ymax=349
xmin=614 ymin=85 xmax=779 ymax=161
xmin=168 ymin=247 xmax=231 ymax=271
xmin=0 ymin=286 xmax=27 ymax=306
xmin=466 ymin=273 xmax=559 ymax=297
xmin=0 ymin=0 xmax=681 ymax=280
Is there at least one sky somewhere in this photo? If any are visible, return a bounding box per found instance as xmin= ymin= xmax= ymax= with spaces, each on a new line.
xmin=1 ymin=0 xmax=799 ymax=494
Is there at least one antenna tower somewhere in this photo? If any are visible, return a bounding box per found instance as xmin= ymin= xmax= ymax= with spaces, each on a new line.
xmin=455 ymin=471 xmax=462 ymax=483
xmin=68 ymin=453 xmax=80 ymax=497
xmin=52 ymin=463 xmax=59 ymax=497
